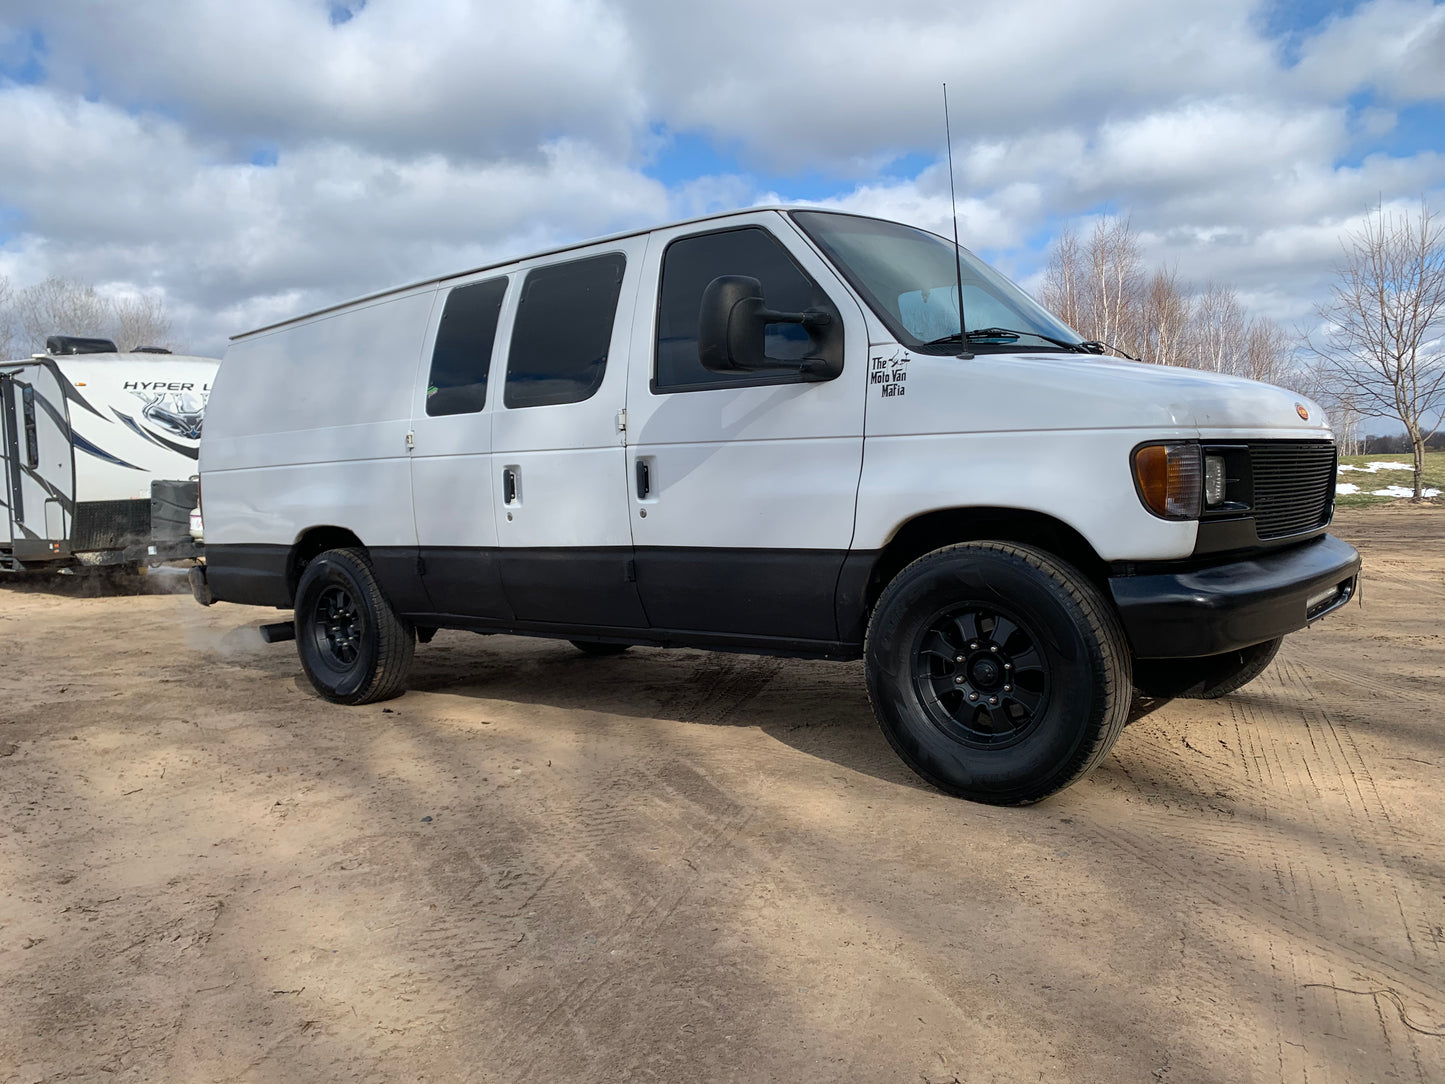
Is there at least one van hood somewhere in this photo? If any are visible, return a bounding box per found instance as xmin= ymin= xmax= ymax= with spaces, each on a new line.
xmin=1011 ymin=352 xmax=1326 ymax=431
xmin=880 ymin=348 xmax=1332 ymax=437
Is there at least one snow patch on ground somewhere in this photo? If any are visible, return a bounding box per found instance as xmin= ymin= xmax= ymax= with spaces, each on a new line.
xmin=1338 ymin=461 xmax=1414 ymax=473
xmin=1336 ymin=483 xmax=1361 ymax=495
xmin=1371 ymin=485 xmax=1440 ymax=498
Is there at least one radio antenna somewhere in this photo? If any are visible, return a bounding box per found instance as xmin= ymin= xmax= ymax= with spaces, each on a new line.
xmin=942 ymin=83 xmax=970 ymax=356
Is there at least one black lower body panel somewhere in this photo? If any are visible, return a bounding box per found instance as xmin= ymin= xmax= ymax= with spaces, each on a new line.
xmin=1110 ymin=533 xmax=1361 ymax=659
xmin=498 ymin=547 xmax=647 ymax=627
xmin=413 ymin=546 xmax=512 ymax=622
xmin=205 ymin=540 xmax=865 ymax=657
xmin=206 ymin=543 xmax=292 ymax=607
xmin=634 ymin=546 xmax=849 ymax=641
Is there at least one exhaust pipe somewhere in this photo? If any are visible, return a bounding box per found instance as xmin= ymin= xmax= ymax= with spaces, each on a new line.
xmin=188 ymin=565 xmax=213 ymax=606
xmin=260 ymin=621 xmax=296 ymax=644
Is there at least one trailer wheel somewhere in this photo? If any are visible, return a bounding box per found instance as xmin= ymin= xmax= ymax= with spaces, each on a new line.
xmin=295 ymin=548 xmax=414 ymax=704
xmin=1132 ymin=637 xmax=1282 ymax=700
xmin=569 ymin=640 xmax=631 ymax=657
xmin=865 ymin=542 xmax=1131 ymax=805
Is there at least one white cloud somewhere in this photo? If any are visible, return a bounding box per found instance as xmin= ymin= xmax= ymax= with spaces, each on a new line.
xmin=1290 ymin=0 xmax=1445 ymax=103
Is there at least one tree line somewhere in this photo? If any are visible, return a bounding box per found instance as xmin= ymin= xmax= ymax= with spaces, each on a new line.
xmin=1038 ymin=202 xmax=1444 ymax=496
xmin=0 ymin=274 xmax=174 ymax=361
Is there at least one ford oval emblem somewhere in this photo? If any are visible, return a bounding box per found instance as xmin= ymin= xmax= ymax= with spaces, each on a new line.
xmin=1295 ymin=402 xmax=1310 ymax=421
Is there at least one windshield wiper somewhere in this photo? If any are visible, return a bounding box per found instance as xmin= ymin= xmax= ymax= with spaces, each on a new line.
xmin=920 ymin=328 xmax=1099 ymax=354
xmin=968 ymin=327 xmax=1104 ymax=353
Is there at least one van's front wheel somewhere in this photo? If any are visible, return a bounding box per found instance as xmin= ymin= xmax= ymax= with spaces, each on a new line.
xmin=295 ymin=548 xmax=414 ymax=704
xmin=865 ymin=542 xmax=1131 ymax=805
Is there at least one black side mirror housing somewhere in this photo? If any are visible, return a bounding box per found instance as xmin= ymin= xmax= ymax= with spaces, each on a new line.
xmin=697 ymin=275 xmax=842 ymax=380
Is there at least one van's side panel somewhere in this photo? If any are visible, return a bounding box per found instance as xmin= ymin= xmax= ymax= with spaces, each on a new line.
xmin=202 ymin=288 xmax=438 ymax=607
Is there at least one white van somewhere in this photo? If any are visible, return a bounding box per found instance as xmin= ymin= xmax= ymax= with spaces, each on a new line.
xmin=3 ymin=336 xmax=218 ymax=572
xmin=195 ymin=208 xmax=1359 ymax=804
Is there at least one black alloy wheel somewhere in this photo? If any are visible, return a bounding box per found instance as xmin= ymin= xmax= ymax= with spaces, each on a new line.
xmin=313 ymin=584 xmax=363 ymax=669
xmin=913 ymin=605 xmax=1049 ymax=749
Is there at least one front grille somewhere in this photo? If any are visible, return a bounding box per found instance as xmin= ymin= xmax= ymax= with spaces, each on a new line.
xmin=1247 ymin=441 xmax=1336 ymax=539
xmin=71 ymin=499 xmax=151 ymax=552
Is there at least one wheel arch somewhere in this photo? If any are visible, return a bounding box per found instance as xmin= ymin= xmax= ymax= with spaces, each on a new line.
xmin=842 ymin=506 xmax=1110 ymax=641
xmin=288 ymin=525 xmax=366 ymax=603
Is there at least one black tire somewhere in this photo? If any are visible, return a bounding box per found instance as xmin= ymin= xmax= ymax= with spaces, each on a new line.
xmin=569 ymin=640 xmax=631 ymax=657
xmin=1132 ymin=637 xmax=1282 ymax=700
xmin=865 ymin=542 xmax=1132 ymax=805
xmin=294 ymin=548 xmax=415 ymax=704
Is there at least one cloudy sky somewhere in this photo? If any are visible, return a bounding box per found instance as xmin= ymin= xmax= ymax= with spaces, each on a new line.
xmin=0 ymin=0 xmax=1442 ymax=356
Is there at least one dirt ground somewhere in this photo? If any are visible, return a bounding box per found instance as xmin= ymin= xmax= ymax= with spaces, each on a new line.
xmin=2 ymin=509 xmax=1442 ymax=1084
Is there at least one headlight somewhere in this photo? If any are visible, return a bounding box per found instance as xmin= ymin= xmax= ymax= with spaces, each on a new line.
xmin=1204 ymin=454 xmax=1226 ymax=507
xmin=1132 ymin=443 xmax=1202 ymax=520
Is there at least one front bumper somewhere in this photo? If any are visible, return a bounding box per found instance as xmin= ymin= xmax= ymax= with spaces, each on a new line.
xmin=1109 ymin=533 xmax=1361 ymax=659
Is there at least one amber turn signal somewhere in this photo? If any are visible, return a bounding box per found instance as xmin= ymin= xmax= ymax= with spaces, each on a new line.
xmin=1132 ymin=443 xmax=1202 ymax=519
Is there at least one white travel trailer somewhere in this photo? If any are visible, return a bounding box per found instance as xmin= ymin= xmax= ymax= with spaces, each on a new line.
xmin=1 ymin=336 xmax=218 ymax=572
xmin=195 ymin=208 xmax=1360 ymax=804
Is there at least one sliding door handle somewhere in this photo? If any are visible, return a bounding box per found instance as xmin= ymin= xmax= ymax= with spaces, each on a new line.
xmin=635 ymin=459 xmax=651 ymax=500
xmin=502 ymin=467 xmax=518 ymax=505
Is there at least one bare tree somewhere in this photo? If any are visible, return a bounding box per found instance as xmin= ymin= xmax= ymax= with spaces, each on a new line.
xmin=15 ymin=277 xmax=111 ymax=347
xmin=1306 ymin=200 xmax=1445 ymax=499
xmin=1140 ymin=265 xmax=1192 ymax=366
xmin=1041 ymin=217 xmax=1147 ymax=354
xmin=1088 ymin=216 xmax=1144 ymax=351
xmin=8 ymin=276 xmax=176 ymax=355
xmin=0 ymin=274 xmax=14 ymax=360
xmin=1240 ymin=315 xmax=1293 ymax=385
xmin=1188 ymin=284 xmax=1247 ymax=374
xmin=112 ymin=292 xmax=172 ymax=352
xmin=1041 ymin=228 xmax=1082 ymax=331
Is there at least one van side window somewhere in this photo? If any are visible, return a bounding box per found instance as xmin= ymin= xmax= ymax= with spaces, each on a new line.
xmin=655 ymin=227 xmax=841 ymax=392
xmin=425 ymin=277 xmax=508 ymax=417
xmin=504 ymin=253 xmax=626 ymax=409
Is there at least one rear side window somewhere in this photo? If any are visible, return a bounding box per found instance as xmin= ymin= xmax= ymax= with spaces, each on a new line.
xmin=426 ymin=277 xmax=508 ymax=416
xmin=504 ymin=253 xmax=626 ymax=409
xmin=655 ymin=226 xmax=840 ymax=392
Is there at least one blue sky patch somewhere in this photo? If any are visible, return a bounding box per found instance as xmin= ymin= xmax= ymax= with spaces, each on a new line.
xmin=1260 ymin=0 xmax=1367 ymax=66
xmin=250 ymin=145 xmax=280 ymax=167
xmin=0 ymin=203 xmax=24 ymax=246
xmin=1338 ymin=90 xmax=1445 ymax=167
xmin=0 ymin=28 xmax=46 ymax=86
xmin=329 ymin=2 xmax=366 ymax=26
xmin=646 ymin=130 xmax=939 ymax=204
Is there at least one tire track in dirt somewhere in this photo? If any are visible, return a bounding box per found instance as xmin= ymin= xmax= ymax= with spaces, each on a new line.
xmin=1097 ymin=653 xmax=1444 ymax=1081
xmin=482 ymin=805 xmax=756 ymax=1083
xmin=327 ymin=705 xmax=760 ymax=1080
xmin=650 ymin=653 xmax=785 ymax=727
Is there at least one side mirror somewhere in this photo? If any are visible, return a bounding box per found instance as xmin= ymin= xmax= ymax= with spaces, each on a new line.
xmin=697 ymin=275 xmax=841 ymax=380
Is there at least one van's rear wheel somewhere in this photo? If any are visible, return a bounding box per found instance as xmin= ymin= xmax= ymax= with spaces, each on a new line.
xmin=295 ymin=548 xmax=414 ymax=704
xmin=865 ymin=542 xmax=1131 ymax=805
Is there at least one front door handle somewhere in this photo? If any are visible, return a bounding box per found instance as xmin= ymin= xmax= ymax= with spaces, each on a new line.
xmin=502 ymin=467 xmax=518 ymax=504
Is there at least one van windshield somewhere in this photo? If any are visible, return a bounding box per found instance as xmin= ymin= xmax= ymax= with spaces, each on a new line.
xmin=791 ymin=211 xmax=1085 ymax=354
